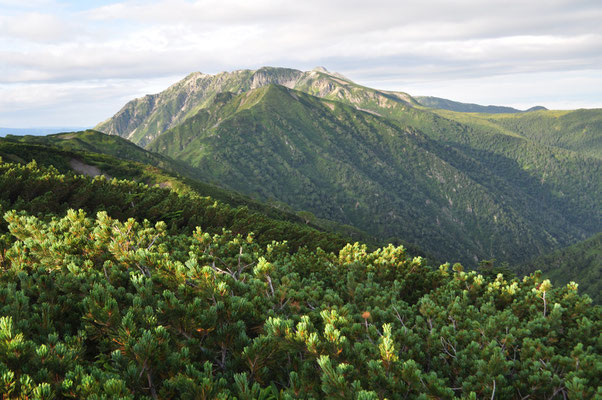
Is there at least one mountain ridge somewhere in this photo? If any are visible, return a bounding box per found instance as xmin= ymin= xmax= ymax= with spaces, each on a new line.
xmin=95 ymin=66 xmax=415 ymax=146
xmin=146 ymin=83 xmax=600 ymax=266
xmin=415 ymin=96 xmax=547 ymax=114
xmin=96 ymin=66 xmax=601 ymax=268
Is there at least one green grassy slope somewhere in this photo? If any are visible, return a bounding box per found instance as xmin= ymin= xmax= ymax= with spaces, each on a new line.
xmin=146 ymin=84 xmax=600 ymax=267
xmin=483 ymin=109 xmax=602 ymax=158
xmin=415 ymin=96 xmax=548 ymax=114
xmin=8 ymin=129 xmax=178 ymax=165
xmin=0 ymin=135 xmax=379 ymax=251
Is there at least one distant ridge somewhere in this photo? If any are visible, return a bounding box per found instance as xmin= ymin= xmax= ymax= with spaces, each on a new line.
xmin=0 ymin=126 xmax=90 ymax=136
xmin=524 ymin=105 xmax=548 ymax=112
xmin=415 ymin=96 xmax=547 ymax=114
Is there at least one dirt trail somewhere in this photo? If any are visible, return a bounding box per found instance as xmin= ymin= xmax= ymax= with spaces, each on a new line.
xmin=69 ymin=159 xmax=110 ymax=178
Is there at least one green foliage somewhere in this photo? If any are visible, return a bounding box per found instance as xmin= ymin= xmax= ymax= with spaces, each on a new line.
xmin=0 ymin=132 xmax=376 ymax=246
xmin=0 ymin=208 xmax=598 ymax=398
xmin=0 ymin=158 xmax=351 ymax=253
xmin=520 ymin=233 xmax=601 ymax=303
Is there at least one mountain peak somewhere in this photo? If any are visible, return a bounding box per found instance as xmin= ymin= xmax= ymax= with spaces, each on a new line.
xmin=249 ymin=67 xmax=304 ymax=89
xmin=310 ymin=66 xmax=351 ymax=82
xmin=95 ymin=66 xmax=365 ymax=144
xmin=525 ymin=105 xmax=548 ymax=112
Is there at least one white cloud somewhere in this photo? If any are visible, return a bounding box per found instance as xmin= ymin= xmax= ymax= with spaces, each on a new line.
xmin=0 ymin=0 xmax=55 ymax=7
xmin=0 ymin=0 xmax=601 ymax=126
xmin=0 ymin=75 xmax=184 ymax=126
xmin=0 ymin=12 xmax=73 ymax=42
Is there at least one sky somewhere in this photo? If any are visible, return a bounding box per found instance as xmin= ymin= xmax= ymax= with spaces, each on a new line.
xmin=0 ymin=0 xmax=601 ymax=128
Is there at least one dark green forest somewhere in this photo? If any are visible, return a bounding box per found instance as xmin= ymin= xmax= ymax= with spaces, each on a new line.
xmin=0 ymin=158 xmax=599 ymax=398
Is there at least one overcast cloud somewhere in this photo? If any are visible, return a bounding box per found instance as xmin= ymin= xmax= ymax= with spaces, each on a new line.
xmin=0 ymin=0 xmax=601 ymax=127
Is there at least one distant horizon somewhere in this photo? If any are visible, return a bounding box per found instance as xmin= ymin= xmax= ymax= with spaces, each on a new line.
xmin=0 ymin=126 xmax=91 ymax=135
xmin=0 ymin=126 xmax=91 ymax=130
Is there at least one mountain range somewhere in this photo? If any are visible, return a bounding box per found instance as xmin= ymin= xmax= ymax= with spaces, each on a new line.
xmin=415 ymin=96 xmax=547 ymax=114
xmin=94 ymin=67 xmax=601 ymax=270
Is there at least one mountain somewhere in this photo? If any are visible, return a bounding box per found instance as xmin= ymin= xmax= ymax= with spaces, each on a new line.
xmin=0 ymin=82 xmax=599 ymax=398
xmin=96 ymin=67 xmax=601 ymax=268
xmin=520 ymin=232 xmax=601 ymax=303
xmin=415 ymin=96 xmax=547 ymax=114
xmin=95 ymin=67 xmax=307 ymax=146
xmin=95 ymin=66 xmax=415 ymax=146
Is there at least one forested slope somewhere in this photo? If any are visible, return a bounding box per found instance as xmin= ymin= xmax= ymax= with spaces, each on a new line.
xmin=97 ymin=66 xmax=601 ymax=269
xmin=0 ymin=133 xmax=380 ymax=247
xmin=146 ymin=84 xmax=600 ymax=267
xmin=0 ymin=156 xmax=356 ymax=253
